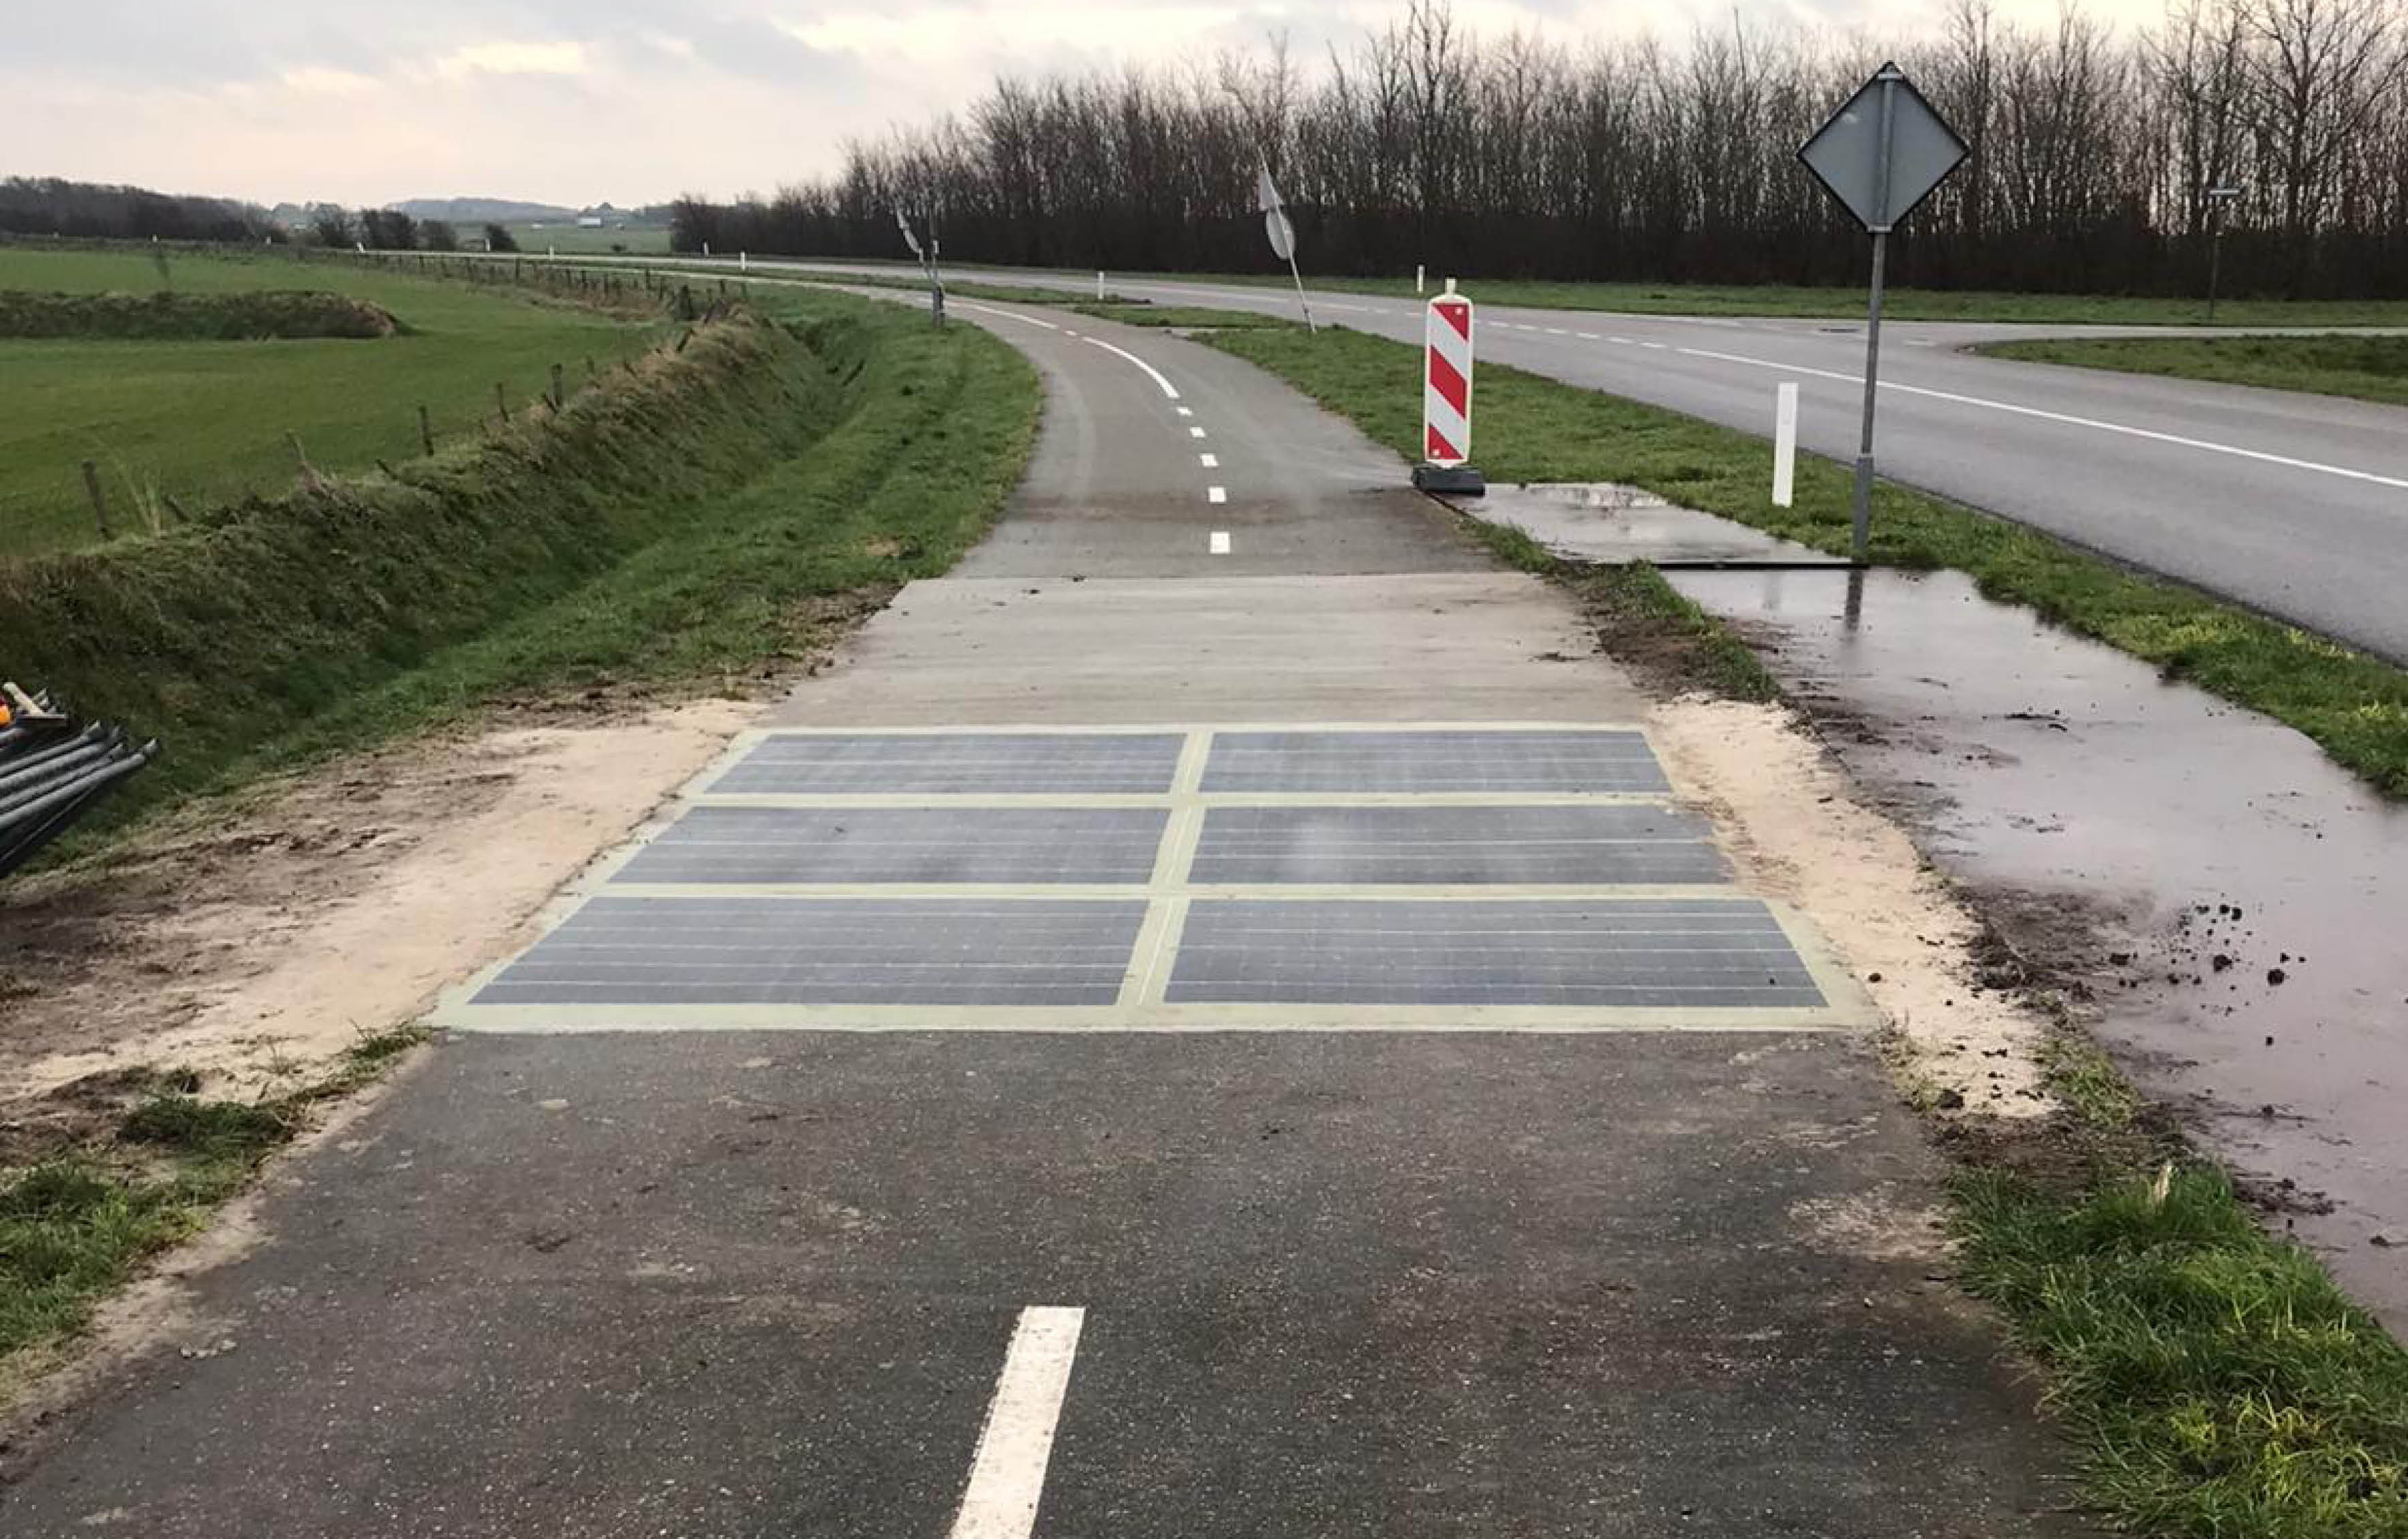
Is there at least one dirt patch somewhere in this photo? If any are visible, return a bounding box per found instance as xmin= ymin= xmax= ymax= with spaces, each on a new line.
xmin=1649 ymin=697 xmax=2054 ymax=1118
xmin=0 ymin=698 xmax=752 ymax=1130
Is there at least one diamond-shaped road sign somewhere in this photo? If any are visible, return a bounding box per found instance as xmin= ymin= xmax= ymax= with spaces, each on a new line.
xmin=1799 ymin=62 xmax=1967 ymax=233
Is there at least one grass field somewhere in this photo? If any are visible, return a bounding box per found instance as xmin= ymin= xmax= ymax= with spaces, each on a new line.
xmin=506 ymin=222 xmax=672 ymax=256
xmin=0 ymin=247 xmax=654 ymax=560
xmin=1979 ymin=333 xmax=2408 ymax=408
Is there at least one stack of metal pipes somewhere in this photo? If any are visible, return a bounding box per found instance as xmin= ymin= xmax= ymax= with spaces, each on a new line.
xmin=0 ymin=684 xmax=157 ymax=879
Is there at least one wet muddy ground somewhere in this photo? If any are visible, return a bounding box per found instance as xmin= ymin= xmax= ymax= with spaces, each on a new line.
xmin=1668 ymin=564 xmax=2408 ymax=1324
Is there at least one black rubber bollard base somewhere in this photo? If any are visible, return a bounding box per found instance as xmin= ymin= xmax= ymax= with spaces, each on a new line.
xmin=1412 ymin=463 xmax=1487 ymax=496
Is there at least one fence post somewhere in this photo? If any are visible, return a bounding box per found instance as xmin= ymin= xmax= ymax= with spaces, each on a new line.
xmin=80 ymin=460 xmax=110 ymax=539
xmin=549 ymin=363 xmax=565 ymax=410
xmin=494 ymin=382 xmax=510 ymax=425
xmin=418 ymin=404 xmax=434 ymax=456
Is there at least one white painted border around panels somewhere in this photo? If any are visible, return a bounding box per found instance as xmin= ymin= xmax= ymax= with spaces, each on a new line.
xmin=423 ymin=723 xmax=1878 ymax=1035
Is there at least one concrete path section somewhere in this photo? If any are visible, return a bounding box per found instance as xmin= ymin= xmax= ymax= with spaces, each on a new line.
xmin=0 ymin=296 xmax=2082 ymax=1536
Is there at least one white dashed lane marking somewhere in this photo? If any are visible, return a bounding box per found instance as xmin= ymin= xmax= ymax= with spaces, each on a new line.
xmin=946 ymin=1307 xmax=1085 ymax=1539
xmin=1210 ymin=530 xmax=1232 ymax=555
xmin=1208 ymin=486 xmax=1228 ymax=504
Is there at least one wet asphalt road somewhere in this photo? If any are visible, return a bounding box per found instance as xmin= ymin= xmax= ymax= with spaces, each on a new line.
xmin=734 ymin=256 xmax=2408 ymax=664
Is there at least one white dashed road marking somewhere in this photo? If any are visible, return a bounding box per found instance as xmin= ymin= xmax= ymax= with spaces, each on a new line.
xmin=1208 ymin=486 xmax=1228 ymax=504
xmin=1210 ymin=530 xmax=1232 ymax=555
xmin=1200 ymin=453 xmax=1219 ymax=468
xmin=1189 ymin=425 xmax=1208 ymax=439
xmin=947 ymin=1307 xmax=1085 ymax=1539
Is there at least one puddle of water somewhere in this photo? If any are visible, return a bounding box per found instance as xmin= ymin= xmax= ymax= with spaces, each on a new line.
xmin=1466 ymin=484 xmax=1837 ymax=566
xmin=1672 ymin=565 xmax=2408 ymax=1326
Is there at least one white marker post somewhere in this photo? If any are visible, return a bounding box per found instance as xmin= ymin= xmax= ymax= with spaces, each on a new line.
xmin=1416 ymin=263 xmax=1426 ymax=295
xmin=1412 ymin=285 xmax=1484 ymax=496
xmin=1773 ymin=382 xmax=1799 ymax=508
xmin=739 ymin=251 xmax=748 ymax=272
xmin=1097 ymin=271 xmax=1106 ymax=300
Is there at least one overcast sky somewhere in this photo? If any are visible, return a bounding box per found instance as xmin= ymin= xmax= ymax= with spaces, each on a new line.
xmin=10 ymin=0 xmax=2161 ymax=209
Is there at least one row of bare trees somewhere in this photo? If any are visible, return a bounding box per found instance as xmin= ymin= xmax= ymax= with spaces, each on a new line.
xmin=672 ymin=0 xmax=2408 ymax=297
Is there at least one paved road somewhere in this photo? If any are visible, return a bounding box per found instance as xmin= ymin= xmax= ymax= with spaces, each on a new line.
xmin=727 ymin=257 xmax=2408 ymax=663
xmin=0 ymin=298 xmax=2076 ymax=1536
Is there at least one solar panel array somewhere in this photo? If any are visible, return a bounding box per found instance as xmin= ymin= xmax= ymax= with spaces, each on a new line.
xmin=462 ymin=728 xmax=1833 ymax=1024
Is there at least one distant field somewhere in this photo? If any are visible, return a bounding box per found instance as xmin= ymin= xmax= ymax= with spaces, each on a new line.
xmin=507 ymin=223 xmax=672 ymax=256
xmin=0 ymin=247 xmax=654 ymax=559
xmin=1977 ymin=333 xmax=2408 ymax=407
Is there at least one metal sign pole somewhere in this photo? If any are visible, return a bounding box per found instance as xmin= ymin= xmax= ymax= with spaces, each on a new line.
xmin=1284 ymin=243 xmax=1315 ymax=333
xmin=1850 ymin=70 xmax=1900 ymax=563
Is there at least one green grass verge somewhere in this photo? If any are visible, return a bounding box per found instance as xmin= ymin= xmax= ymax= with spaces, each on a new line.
xmin=0 ymin=247 xmax=656 ymax=560
xmin=1195 ymin=322 xmax=2408 ymax=798
xmin=1953 ymin=1153 xmax=2408 ymax=1538
xmin=1068 ymin=303 xmax=1292 ymax=329
xmin=1 ymin=286 xmax=1041 ymax=834
xmin=0 ymin=1028 xmax=427 ymax=1375
xmin=1979 ymin=334 xmax=2408 ymax=410
xmin=1178 ymin=305 xmax=2408 ymax=1538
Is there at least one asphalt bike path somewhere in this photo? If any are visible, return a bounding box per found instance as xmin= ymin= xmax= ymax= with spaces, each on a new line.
xmin=0 ymin=298 xmax=2079 ymax=1537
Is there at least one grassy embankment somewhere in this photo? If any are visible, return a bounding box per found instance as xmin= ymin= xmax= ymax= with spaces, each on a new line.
xmin=1186 ymin=316 xmax=2408 ymax=1539
xmin=0 ymin=279 xmax=1039 ymax=825
xmin=1981 ymin=333 xmax=2408 ymax=409
xmin=1 ymin=281 xmax=1044 ymax=1382
xmin=0 ymin=247 xmax=654 ymax=559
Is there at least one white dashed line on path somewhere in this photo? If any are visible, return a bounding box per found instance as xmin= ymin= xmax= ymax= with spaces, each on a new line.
xmin=1189 ymin=425 xmax=1208 ymax=439
xmin=1208 ymin=486 xmax=1228 ymax=504
xmin=1210 ymin=530 xmax=1232 ymax=555
xmin=1199 ymin=453 xmax=1219 ymax=468
xmin=946 ymin=1307 xmax=1085 ymax=1539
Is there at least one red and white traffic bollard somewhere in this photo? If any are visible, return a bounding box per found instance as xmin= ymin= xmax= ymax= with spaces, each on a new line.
xmin=1413 ymin=283 xmax=1485 ymax=495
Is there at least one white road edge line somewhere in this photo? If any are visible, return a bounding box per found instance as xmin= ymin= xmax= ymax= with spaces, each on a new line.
xmin=1673 ymin=344 xmax=2408 ymax=491
xmin=1208 ymin=485 xmax=1228 ymax=504
xmin=1210 ymin=530 xmax=1232 ymax=554
xmin=1175 ymin=406 xmax=1193 ymax=417
xmin=1077 ymin=335 xmax=1180 ymax=399
xmin=951 ymin=301 xmax=1061 ymax=333
xmin=947 ymin=1306 xmax=1086 ymax=1539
